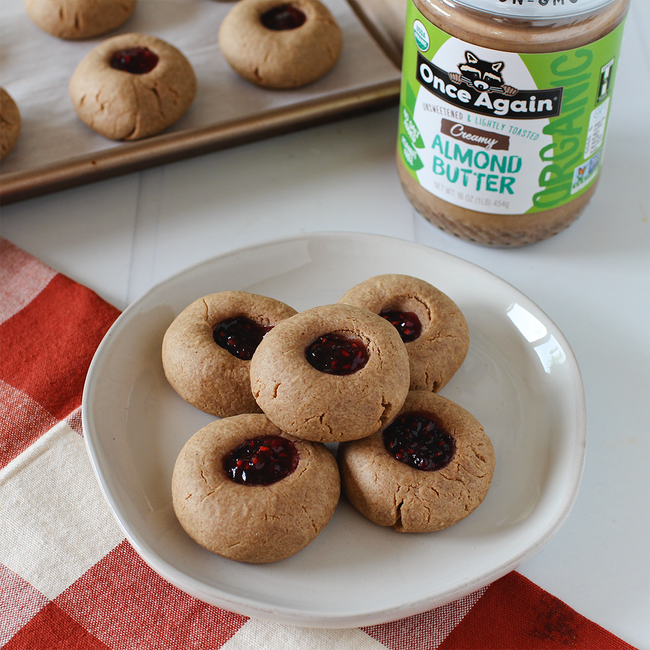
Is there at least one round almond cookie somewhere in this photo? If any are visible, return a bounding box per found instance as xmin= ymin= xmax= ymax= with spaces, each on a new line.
xmin=250 ymin=303 xmax=410 ymax=443
xmin=162 ymin=291 xmax=297 ymax=418
xmin=339 ymin=274 xmax=469 ymax=392
xmin=0 ymin=88 xmax=21 ymax=161
xmin=69 ymin=33 xmax=196 ymax=140
xmin=338 ymin=390 xmax=495 ymax=533
xmin=24 ymin=0 xmax=137 ymax=40
xmin=172 ymin=414 xmax=340 ymax=563
xmin=219 ymin=0 xmax=342 ymax=89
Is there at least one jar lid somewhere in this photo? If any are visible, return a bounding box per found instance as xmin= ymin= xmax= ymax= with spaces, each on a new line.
xmin=452 ymin=0 xmax=617 ymax=18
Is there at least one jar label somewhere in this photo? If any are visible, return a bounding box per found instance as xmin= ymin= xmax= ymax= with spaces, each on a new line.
xmin=452 ymin=0 xmax=618 ymax=19
xmin=398 ymin=1 xmax=626 ymax=215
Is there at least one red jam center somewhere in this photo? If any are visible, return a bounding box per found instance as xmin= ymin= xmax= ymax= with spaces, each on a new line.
xmin=305 ymin=333 xmax=368 ymax=375
xmin=213 ymin=317 xmax=273 ymax=360
xmin=223 ymin=435 xmax=299 ymax=485
xmin=109 ymin=47 xmax=159 ymax=74
xmin=380 ymin=309 xmax=422 ymax=343
xmin=261 ymin=4 xmax=306 ymax=30
xmin=383 ymin=413 xmax=455 ymax=471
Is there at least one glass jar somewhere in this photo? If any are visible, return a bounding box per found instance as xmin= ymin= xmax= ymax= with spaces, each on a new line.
xmin=397 ymin=0 xmax=629 ymax=246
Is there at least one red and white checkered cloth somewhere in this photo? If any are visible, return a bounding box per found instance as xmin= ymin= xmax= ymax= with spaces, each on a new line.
xmin=0 ymin=236 xmax=637 ymax=650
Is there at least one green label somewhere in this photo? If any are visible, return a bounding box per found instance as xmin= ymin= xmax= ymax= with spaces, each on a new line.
xmin=398 ymin=1 xmax=626 ymax=215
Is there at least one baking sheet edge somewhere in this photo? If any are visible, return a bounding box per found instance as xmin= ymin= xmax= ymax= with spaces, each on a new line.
xmin=0 ymin=79 xmax=400 ymax=205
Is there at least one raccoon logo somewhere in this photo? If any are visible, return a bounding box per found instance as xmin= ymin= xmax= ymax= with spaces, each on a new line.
xmin=449 ymin=51 xmax=518 ymax=97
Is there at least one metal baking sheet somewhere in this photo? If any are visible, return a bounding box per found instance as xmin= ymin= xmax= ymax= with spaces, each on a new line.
xmin=0 ymin=0 xmax=401 ymax=204
xmin=347 ymin=0 xmax=405 ymax=67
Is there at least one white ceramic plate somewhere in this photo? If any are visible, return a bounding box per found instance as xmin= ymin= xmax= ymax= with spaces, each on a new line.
xmin=82 ymin=232 xmax=586 ymax=628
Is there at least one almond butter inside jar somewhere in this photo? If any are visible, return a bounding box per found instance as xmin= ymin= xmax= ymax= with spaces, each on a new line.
xmin=397 ymin=0 xmax=629 ymax=246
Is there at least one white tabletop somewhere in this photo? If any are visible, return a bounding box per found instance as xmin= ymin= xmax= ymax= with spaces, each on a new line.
xmin=1 ymin=2 xmax=648 ymax=648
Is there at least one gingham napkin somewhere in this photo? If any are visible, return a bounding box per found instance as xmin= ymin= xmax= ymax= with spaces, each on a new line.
xmin=0 ymin=236 xmax=637 ymax=650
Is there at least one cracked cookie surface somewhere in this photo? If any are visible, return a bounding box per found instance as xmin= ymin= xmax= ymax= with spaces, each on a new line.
xmin=339 ymin=274 xmax=469 ymax=392
xmin=171 ymin=413 xmax=340 ymax=563
xmin=68 ymin=33 xmax=196 ymax=140
xmin=338 ymin=390 xmax=495 ymax=533
xmin=250 ymin=303 xmax=410 ymax=443
xmin=218 ymin=0 xmax=342 ymax=89
xmin=162 ymin=291 xmax=297 ymax=417
xmin=24 ymin=0 xmax=137 ymax=40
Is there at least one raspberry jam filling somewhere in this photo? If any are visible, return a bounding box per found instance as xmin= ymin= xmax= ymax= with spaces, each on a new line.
xmin=383 ymin=413 xmax=455 ymax=471
xmin=305 ymin=333 xmax=368 ymax=375
xmin=380 ymin=309 xmax=422 ymax=343
xmin=223 ymin=435 xmax=299 ymax=485
xmin=213 ymin=317 xmax=273 ymax=360
xmin=109 ymin=47 xmax=159 ymax=74
xmin=261 ymin=4 xmax=306 ymax=30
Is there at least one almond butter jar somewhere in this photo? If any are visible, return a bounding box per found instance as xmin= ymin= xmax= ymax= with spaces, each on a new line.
xmin=397 ymin=0 xmax=629 ymax=246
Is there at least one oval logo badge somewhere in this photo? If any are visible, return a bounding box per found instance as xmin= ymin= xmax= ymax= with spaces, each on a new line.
xmin=413 ymin=20 xmax=429 ymax=52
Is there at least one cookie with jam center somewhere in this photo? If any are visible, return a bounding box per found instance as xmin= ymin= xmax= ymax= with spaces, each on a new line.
xmin=172 ymin=413 xmax=340 ymax=563
xmin=219 ymin=0 xmax=342 ymax=88
xmin=339 ymin=274 xmax=469 ymax=392
xmin=338 ymin=390 xmax=495 ymax=533
xmin=162 ymin=291 xmax=297 ymax=417
xmin=69 ymin=33 xmax=196 ymax=140
xmin=250 ymin=303 xmax=410 ymax=443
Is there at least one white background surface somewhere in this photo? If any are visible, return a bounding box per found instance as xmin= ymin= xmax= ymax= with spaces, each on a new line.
xmin=1 ymin=1 xmax=648 ymax=648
